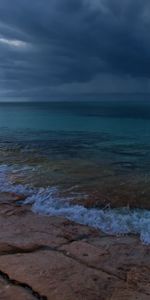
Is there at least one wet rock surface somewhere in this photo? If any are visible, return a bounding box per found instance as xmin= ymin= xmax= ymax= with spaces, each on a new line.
xmin=0 ymin=192 xmax=149 ymax=300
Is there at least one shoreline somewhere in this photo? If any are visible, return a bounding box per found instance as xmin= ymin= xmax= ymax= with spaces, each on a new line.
xmin=0 ymin=164 xmax=150 ymax=244
xmin=0 ymin=192 xmax=149 ymax=299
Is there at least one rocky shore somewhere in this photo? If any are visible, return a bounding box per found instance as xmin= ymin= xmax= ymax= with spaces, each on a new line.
xmin=0 ymin=192 xmax=149 ymax=300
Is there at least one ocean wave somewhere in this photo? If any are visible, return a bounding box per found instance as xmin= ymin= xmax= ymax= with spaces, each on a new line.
xmin=0 ymin=164 xmax=149 ymax=244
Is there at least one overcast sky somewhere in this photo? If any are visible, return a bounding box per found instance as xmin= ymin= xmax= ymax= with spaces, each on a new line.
xmin=0 ymin=0 xmax=150 ymax=101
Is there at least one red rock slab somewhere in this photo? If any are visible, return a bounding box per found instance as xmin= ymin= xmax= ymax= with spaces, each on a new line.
xmin=0 ymin=277 xmax=35 ymax=300
xmin=109 ymin=287 xmax=150 ymax=300
xmin=0 ymin=249 xmax=122 ymax=300
xmin=60 ymin=238 xmax=150 ymax=281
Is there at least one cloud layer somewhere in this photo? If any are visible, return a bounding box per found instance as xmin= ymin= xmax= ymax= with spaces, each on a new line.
xmin=0 ymin=0 xmax=150 ymax=100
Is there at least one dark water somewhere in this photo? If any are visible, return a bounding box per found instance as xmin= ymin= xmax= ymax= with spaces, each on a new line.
xmin=0 ymin=100 xmax=150 ymax=243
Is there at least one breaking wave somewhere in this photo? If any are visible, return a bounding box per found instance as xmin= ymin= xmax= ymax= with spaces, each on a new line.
xmin=0 ymin=164 xmax=149 ymax=245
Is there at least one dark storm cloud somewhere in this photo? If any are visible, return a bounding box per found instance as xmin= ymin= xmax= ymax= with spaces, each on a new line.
xmin=0 ymin=0 xmax=150 ymax=99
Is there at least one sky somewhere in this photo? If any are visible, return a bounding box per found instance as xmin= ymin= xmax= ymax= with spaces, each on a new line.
xmin=0 ymin=0 xmax=150 ymax=101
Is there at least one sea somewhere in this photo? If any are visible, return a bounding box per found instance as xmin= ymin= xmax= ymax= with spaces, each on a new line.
xmin=0 ymin=100 xmax=150 ymax=244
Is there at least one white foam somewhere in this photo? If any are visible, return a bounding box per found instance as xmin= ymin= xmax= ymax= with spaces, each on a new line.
xmin=0 ymin=164 xmax=35 ymax=195
xmin=32 ymin=200 xmax=150 ymax=245
xmin=0 ymin=164 xmax=150 ymax=244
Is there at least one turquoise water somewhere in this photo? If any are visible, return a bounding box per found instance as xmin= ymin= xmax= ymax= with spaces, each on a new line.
xmin=0 ymin=101 xmax=150 ymax=174
xmin=1 ymin=101 xmax=150 ymax=134
xmin=0 ymin=100 xmax=150 ymax=243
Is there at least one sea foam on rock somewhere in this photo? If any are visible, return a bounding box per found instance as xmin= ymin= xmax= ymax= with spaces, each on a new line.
xmin=0 ymin=197 xmax=149 ymax=300
xmin=0 ymin=164 xmax=150 ymax=244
